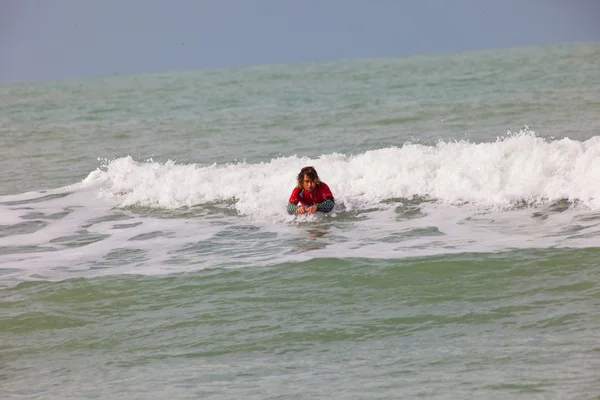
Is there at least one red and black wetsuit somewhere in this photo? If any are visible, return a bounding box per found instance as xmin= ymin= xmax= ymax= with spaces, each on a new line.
xmin=287 ymin=182 xmax=335 ymax=214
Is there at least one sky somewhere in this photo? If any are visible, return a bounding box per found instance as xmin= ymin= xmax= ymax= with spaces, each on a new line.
xmin=1 ymin=0 xmax=600 ymax=82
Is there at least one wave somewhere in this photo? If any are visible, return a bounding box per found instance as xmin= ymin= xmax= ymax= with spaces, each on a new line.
xmin=80 ymin=131 xmax=600 ymax=217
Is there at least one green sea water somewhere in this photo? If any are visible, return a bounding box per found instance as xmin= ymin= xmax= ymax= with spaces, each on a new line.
xmin=1 ymin=42 xmax=600 ymax=399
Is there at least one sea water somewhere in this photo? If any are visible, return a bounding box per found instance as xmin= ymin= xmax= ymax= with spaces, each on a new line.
xmin=1 ymin=42 xmax=600 ymax=399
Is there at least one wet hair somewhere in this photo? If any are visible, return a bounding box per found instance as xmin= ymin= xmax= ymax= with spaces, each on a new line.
xmin=296 ymin=166 xmax=320 ymax=187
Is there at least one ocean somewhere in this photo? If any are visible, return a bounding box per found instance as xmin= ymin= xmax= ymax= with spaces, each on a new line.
xmin=1 ymin=42 xmax=600 ymax=399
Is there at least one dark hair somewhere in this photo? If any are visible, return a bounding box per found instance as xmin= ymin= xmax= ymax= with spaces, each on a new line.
xmin=296 ymin=166 xmax=320 ymax=187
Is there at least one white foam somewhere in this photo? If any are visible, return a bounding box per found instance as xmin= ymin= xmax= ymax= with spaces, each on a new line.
xmin=81 ymin=131 xmax=600 ymax=217
xmin=2 ymin=131 xmax=600 ymax=282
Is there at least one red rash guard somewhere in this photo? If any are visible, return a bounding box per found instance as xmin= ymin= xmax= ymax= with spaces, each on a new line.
xmin=288 ymin=182 xmax=334 ymax=213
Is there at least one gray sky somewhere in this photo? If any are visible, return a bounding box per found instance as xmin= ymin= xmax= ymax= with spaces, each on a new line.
xmin=1 ymin=0 xmax=599 ymax=82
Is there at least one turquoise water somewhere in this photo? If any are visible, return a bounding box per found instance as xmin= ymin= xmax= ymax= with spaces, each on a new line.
xmin=1 ymin=42 xmax=600 ymax=399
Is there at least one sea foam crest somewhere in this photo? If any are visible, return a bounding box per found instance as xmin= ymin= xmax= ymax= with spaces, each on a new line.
xmin=82 ymin=131 xmax=600 ymax=216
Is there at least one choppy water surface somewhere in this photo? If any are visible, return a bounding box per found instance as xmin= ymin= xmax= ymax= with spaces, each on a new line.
xmin=1 ymin=42 xmax=600 ymax=398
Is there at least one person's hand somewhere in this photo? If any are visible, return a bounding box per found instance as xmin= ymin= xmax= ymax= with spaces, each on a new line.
xmin=306 ymin=205 xmax=317 ymax=213
xmin=296 ymin=205 xmax=306 ymax=214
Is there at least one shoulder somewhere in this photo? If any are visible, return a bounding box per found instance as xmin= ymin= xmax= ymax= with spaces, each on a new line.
xmin=317 ymin=182 xmax=334 ymax=197
xmin=318 ymin=182 xmax=332 ymax=191
xmin=290 ymin=186 xmax=302 ymax=196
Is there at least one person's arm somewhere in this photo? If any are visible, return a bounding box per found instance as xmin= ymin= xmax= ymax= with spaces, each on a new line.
xmin=287 ymin=202 xmax=299 ymax=215
xmin=287 ymin=187 xmax=302 ymax=215
xmin=315 ymin=182 xmax=335 ymax=213
xmin=316 ymin=197 xmax=334 ymax=213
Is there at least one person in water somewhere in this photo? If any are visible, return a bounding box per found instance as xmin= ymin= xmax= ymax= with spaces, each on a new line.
xmin=287 ymin=166 xmax=335 ymax=214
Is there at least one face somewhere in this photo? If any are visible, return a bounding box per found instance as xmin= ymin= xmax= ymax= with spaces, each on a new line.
xmin=302 ymin=175 xmax=316 ymax=192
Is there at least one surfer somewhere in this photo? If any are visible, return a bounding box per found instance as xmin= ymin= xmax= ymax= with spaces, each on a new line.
xmin=287 ymin=166 xmax=334 ymax=214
